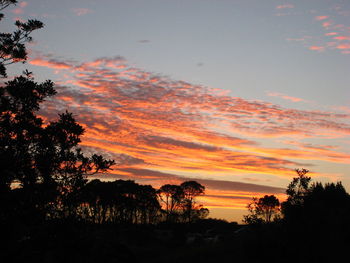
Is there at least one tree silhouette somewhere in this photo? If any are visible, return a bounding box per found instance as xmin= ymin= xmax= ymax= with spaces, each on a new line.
xmin=157 ymin=181 xmax=208 ymax=223
xmin=280 ymin=172 xmax=350 ymax=262
xmin=244 ymin=195 xmax=280 ymax=224
xmin=158 ymin=184 xmax=184 ymax=222
xmin=281 ymin=168 xmax=311 ymax=222
xmin=286 ymin=168 xmax=311 ymax=204
xmin=77 ymin=179 xmax=161 ymax=224
xmin=282 ymin=170 xmax=350 ymax=227
xmin=180 ymin=181 xmax=205 ymax=223
xmin=0 ymin=1 xmax=43 ymax=77
xmin=0 ymin=3 xmax=114 ymax=224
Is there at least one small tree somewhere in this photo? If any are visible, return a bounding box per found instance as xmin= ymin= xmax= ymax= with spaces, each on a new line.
xmin=244 ymin=195 xmax=280 ymax=224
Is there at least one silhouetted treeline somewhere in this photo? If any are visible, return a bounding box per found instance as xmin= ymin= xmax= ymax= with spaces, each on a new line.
xmin=238 ymin=169 xmax=350 ymax=263
xmin=41 ymin=179 xmax=208 ymax=224
xmin=0 ymin=178 xmax=209 ymax=226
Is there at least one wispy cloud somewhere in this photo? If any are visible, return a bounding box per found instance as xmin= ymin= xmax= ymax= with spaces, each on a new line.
xmin=325 ymin=32 xmax=338 ymax=36
xmin=28 ymin=55 xmax=350 ymax=206
xmin=11 ymin=1 xmax=27 ymax=15
xmin=11 ymin=1 xmax=28 ymax=17
xmin=336 ymin=43 xmax=350 ymax=50
xmin=309 ymin=45 xmax=325 ymax=52
xmin=322 ymin=21 xmax=332 ymax=29
xmin=333 ymin=36 xmax=350 ymax=41
xmin=266 ymin=91 xmax=309 ymax=102
xmin=71 ymin=8 xmax=92 ymax=16
xmin=276 ymin=4 xmax=294 ymax=9
xmin=138 ymin=40 xmax=150 ymax=43
xmin=278 ymin=4 xmax=350 ymax=55
xmin=315 ymin=15 xmax=329 ymax=21
xmin=30 ymin=57 xmax=72 ymax=70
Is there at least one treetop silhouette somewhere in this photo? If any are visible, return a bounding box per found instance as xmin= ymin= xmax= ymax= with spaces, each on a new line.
xmin=0 ymin=2 xmax=114 ymax=224
xmin=0 ymin=1 xmax=43 ymax=77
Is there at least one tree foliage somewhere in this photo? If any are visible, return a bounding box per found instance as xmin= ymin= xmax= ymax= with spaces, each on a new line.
xmin=158 ymin=181 xmax=207 ymax=223
xmin=244 ymin=195 xmax=280 ymax=224
xmin=0 ymin=2 xmax=114 ymax=224
xmin=158 ymin=184 xmax=184 ymax=222
xmin=0 ymin=1 xmax=43 ymax=77
xmin=75 ymin=179 xmax=161 ymax=224
xmin=281 ymin=168 xmax=311 ymax=222
xmin=282 ymin=169 xmax=350 ymax=226
xmin=285 ymin=168 xmax=311 ymax=204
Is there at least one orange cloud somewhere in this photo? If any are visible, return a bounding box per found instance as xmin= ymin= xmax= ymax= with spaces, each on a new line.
xmin=30 ymin=58 xmax=72 ymax=69
xmin=336 ymin=43 xmax=350 ymax=49
xmin=31 ymin=55 xmax=350 ymax=205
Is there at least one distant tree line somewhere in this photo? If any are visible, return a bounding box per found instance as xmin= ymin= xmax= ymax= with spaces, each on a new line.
xmin=43 ymin=178 xmax=208 ymax=224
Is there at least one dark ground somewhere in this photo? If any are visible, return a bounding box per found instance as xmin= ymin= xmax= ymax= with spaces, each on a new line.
xmin=2 ymin=219 xmax=348 ymax=263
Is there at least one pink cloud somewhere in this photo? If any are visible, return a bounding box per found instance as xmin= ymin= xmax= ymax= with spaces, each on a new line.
xmin=19 ymin=1 xmax=28 ymax=8
xmin=333 ymin=36 xmax=350 ymax=40
xmin=11 ymin=1 xmax=27 ymax=15
xmin=325 ymin=32 xmax=338 ymax=36
xmin=309 ymin=45 xmax=325 ymax=51
xmin=30 ymin=58 xmax=73 ymax=70
xmin=336 ymin=43 xmax=350 ymax=49
xmin=71 ymin=8 xmax=92 ymax=16
xmin=277 ymin=3 xmax=350 ymax=56
xmin=266 ymin=92 xmax=307 ymax=102
xmin=276 ymin=4 xmax=294 ymax=9
xmin=326 ymin=42 xmax=337 ymax=47
xmin=322 ymin=21 xmax=332 ymax=28
xmin=315 ymin=15 xmax=329 ymax=21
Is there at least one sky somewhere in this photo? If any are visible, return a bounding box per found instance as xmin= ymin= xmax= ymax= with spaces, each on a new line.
xmin=3 ymin=0 xmax=350 ymax=222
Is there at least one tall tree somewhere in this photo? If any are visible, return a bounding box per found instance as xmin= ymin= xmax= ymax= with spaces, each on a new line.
xmin=286 ymin=168 xmax=311 ymax=205
xmin=180 ymin=181 xmax=205 ymax=223
xmin=158 ymin=184 xmax=184 ymax=222
xmin=0 ymin=2 xmax=114 ymax=222
xmin=281 ymin=168 xmax=311 ymax=222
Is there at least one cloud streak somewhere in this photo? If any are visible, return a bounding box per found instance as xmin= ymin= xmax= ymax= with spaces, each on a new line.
xmin=276 ymin=4 xmax=294 ymax=9
xmin=266 ymin=91 xmax=309 ymax=102
xmin=28 ymin=55 xmax=350 ymax=209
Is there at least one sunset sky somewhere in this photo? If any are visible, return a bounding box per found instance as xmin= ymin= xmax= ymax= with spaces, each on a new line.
xmin=3 ymin=0 xmax=350 ymax=222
